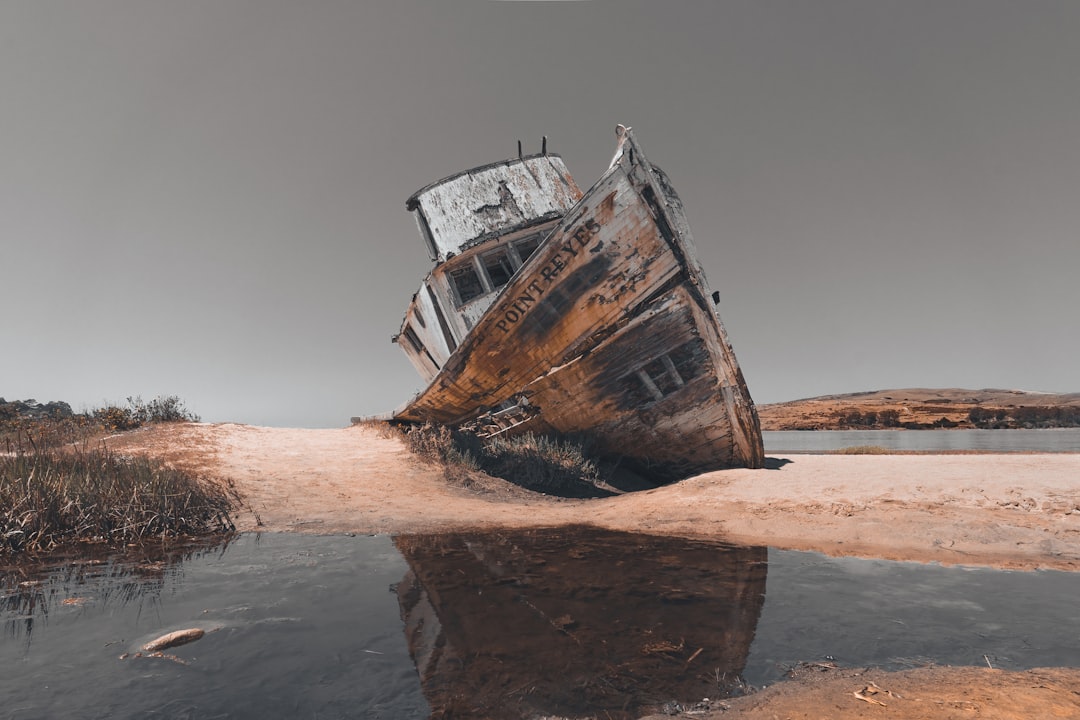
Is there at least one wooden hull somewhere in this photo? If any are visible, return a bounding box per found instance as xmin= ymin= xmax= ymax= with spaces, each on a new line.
xmin=394 ymin=128 xmax=763 ymax=479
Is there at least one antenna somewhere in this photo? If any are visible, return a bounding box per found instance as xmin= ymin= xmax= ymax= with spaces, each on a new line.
xmin=517 ymin=140 xmax=523 ymax=160
xmin=542 ymin=136 xmax=548 ymax=155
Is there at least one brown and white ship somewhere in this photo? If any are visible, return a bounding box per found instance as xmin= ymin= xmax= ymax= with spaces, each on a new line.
xmin=391 ymin=126 xmax=763 ymax=481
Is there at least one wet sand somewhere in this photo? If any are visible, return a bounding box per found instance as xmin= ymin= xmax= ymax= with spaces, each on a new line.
xmin=108 ymin=422 xmax=1080 ymax=719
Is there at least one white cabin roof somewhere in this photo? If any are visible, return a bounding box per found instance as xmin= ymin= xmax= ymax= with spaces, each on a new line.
xmin=406 ymin=154 xmax=581 ymax=264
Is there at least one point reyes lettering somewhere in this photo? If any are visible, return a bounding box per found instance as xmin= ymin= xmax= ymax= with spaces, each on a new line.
xmin=495 ymin=218 xmax=601 ymax=334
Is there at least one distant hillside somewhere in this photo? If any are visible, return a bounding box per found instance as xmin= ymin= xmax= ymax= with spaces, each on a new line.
xmin=757 ymin=388 xmax=1080 ymax=431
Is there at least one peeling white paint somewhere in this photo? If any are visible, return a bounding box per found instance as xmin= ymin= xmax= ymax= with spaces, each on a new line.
xmin=410 ymin=156 xmax=581 ymax=263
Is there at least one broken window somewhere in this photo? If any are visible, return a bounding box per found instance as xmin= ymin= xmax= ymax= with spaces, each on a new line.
xmin=482 ymin=248 xmax=515 ymax=290
xmin=627 ymin=342 xmax=707 ymax=403
xmin=447 ymin=235 xmax=545 ymax=307
xmin=449 ymin=263 xmax=484 ymax=305
xmin=513 ymin=234 xmax=542 ymax=264
xmin=668 ymin=341 xmax=705 ymax=384
xmin=639 ymin=355 xmax=684 ymax=399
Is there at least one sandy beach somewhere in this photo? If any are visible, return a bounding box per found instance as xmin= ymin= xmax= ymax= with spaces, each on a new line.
xmin=108 ymin=422 xmax=1080 ymax=719
xmin=111 ymin=422 xmax=1080 ymax=572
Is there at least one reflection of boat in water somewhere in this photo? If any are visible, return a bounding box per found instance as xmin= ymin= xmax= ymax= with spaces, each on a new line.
xmin=394 ymin=526 xmax=767 ymax=719
xmin=389 ymin=126 xmax=763 ymax=482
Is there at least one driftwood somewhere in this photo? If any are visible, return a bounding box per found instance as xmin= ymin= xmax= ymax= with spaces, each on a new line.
xmin=853 ymin=681 xmax=899 ymax=707
xmin=141 ymin=628 xmax=205 ymax=652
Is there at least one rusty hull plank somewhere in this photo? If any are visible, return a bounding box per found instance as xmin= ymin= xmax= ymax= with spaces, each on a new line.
xmin=515 ymin=288 xmax=746 ymax=477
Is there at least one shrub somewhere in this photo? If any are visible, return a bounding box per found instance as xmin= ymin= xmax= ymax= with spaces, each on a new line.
xmin=94 ymin=395 xmax=200 ymax=432
xmin=879 ymin=409 xmax=901 ymax=427
xmin=93 ymin=404 xmax=142 ymax=432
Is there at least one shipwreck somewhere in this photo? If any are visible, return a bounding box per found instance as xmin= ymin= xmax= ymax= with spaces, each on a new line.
xmin=391 ymin=125 xmax=763 ymax=481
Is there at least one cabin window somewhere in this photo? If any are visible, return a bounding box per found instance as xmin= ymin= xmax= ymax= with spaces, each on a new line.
xmin=626 ymin=342 xmax=707 ymax=404
xmin=668 ymin=342 xmax=705 ymax=385
xmin=449 ymin=263 xmax=484 ymax=305
xmin=413 ymin=308 xmax=427 ymax=328
xmin=639 ymin=355 xmax=684 ymax=399
xmin=446 ymin=233 xmax=546 ymax=308
xmin=513 ymin=234 xmax=542 ymax=264
xmin=482 ymin=248 xmax=515 ymax=291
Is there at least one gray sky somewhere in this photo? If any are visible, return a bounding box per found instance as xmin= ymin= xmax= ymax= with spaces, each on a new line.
xmin=3 ymin=1 xmax=1078 ymax=427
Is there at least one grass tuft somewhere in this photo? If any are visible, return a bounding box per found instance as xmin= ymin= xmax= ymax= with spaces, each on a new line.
xmin=394 ymin=422 xmax=601 ymax=496
xmin=480 ymin=432 xmax=599 ymax=492
xmin=832 ymin=445 xmax=893 ymax=455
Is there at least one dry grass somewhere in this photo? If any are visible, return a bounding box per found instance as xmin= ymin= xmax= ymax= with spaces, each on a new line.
xmin=1 ymin=440 xmax=238 ymax=555
xmin=1 ymin=398 xmax=235 ymax=556
xmin=479 ymin=432 xmax=600 ymax=493
xmin=831 ymin=445 xmax=893 ymax=455
xmin=392 ymin=422 xmax=602 ymax=497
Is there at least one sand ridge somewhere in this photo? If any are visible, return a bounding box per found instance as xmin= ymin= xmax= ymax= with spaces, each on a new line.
xmin=108 ymin=422 xmax=1080 ymax=571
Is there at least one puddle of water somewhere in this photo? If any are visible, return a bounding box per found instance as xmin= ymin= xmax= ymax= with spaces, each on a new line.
xmin=1 ymin=534 xmax=427 ymax=719
xmin=748 ymin=550 xmax=1080 ymax=686
xmin=3 ymin=529 xmax=1079 ymax=719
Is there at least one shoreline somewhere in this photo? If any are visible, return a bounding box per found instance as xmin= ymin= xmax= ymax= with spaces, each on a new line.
xmin=67 ymin=422 xmax=1080 ymax=718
